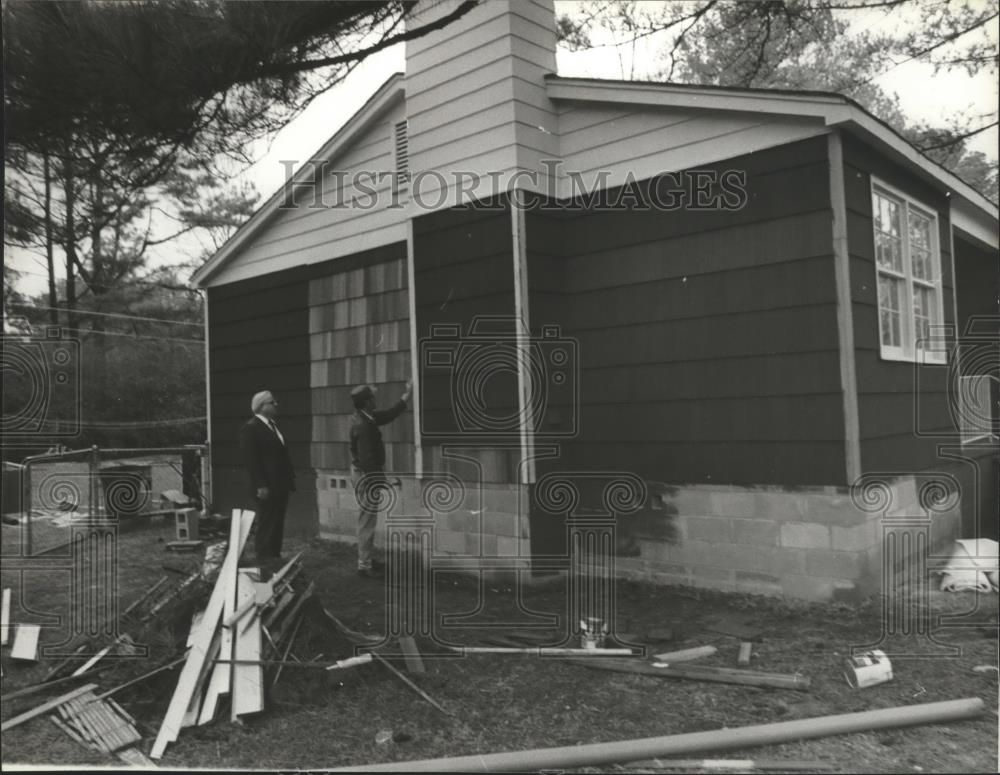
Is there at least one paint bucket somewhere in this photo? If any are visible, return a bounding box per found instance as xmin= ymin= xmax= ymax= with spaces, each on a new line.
xmin=580 ymin=618 xmax=606 ymax=650
xmin=844 ymin=649 xmax=893 ymax=688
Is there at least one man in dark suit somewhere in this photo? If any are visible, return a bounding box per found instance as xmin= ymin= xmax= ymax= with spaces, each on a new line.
xmin=350 ymin=379 xmax=411 ymax=578
xmin=240 ymin=390 xmax=295 ymax=567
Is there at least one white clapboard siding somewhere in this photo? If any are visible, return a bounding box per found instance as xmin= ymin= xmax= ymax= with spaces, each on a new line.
xmin=405 ymin=0 xmax=558 ymax=208
xmin=208 ymin=99 xmax=408 ymax=286
xmin=553 ymin=101 xmax=828 ymax=200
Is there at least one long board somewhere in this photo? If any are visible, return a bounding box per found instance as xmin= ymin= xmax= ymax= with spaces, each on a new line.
xmin=198 ymin=512 xmax=254 ymax=725
xmin=150 ymin=509 xmax=254 ymax=759
xmin=231 ymin=569 xmax=264 ymax=718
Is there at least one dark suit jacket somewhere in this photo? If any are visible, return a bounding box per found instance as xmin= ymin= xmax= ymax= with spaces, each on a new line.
xmin=239 ymin=416 xmax=295 ymax=494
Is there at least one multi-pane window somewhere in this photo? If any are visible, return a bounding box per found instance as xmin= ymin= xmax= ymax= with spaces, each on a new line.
xmin=871 ymin=179 xmax=946 ymax=363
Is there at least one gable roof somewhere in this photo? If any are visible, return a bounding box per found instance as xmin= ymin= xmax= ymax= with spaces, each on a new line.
xmin=545 ymin=75 xmax=998 ymax=248
xmin=193 ymin=70 xmax=997 ymax=287
xmin=191 ymin=72 xmax=405 ymax=287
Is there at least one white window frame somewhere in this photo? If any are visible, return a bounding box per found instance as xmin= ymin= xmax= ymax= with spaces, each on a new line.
xmin=870 ymin=177 xmax=947 ymax=365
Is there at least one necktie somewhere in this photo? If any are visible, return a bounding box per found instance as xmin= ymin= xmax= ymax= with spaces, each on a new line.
xmin=268 ymin=419 xmax=285 ymax=445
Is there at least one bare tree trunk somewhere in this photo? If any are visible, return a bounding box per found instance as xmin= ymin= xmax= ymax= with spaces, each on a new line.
xmin=63 ymin=160 xmax=79 ymax=337
xmin=43 ymin=152 xmax=58 ymax=325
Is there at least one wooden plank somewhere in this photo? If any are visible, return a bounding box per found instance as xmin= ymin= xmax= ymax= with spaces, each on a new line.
xmin=196 ymin=512 xmax=255 ymax=724
xmin=118 ymin=747 xmax=157 ymax=767
xmin=10 ymin=624 xmax=41 ymax=661
xmin=1 ymin=588 xmax=10 ymax=645
xmin=652 ymin=645 xmax=717 ymax=663
xmin=51 ymin=714 xmax=92 ymax=749
xmin=0 ymin=683 xmax=99 ymax=732
xmin=566 ymin=658 xmax=811 ymax=691
xmin=369 ymin=651 xmax=452 ymax=716
xmin=121 ymin=576 xmax=169 ymax=620
xmin=183 ymin=628 xmax=222 ymax=727
xmin=231 ymin=570 xmax=264 ymax=718
xmin=398 ymin=636 xmax=426 ymax=674
xmin=150 ymin=508 xmax=253 ymax=759
xmin=187 ymin=609 xmax=205 ymax=648
xmin=71 ymin=634 xmax=126 ymax=676
xmin=95 ymin=655 xmax=186 ymax=700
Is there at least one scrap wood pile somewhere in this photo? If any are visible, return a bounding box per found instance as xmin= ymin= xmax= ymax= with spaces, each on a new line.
xmin=1 ymin=508 xmax=350 ymax=763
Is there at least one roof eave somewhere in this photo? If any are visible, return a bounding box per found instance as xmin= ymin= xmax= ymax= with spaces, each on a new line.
xmin=546 ymin=76 xmax=998 ymax=246
xmin=191 ymin=72 xmax=406 ymax=288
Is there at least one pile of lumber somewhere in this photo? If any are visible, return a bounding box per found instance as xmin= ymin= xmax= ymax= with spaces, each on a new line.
xmin=149 ymin=508 xmax=311 ymax=760
xmin=53 ymin=689 xmax=141 ymax=753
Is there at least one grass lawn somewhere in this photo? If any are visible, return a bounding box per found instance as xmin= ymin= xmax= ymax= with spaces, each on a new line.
xmin=1 ymin=516 xmax=997 ymax=773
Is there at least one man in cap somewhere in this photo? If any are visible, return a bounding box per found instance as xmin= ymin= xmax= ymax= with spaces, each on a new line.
xmin=350 ymin=379 xmax=412 ymax=577
xmin=240 ymin=390 xmax=295 ymax=568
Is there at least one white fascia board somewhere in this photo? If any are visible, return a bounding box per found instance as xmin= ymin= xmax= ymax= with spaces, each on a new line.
xmin=191 ymin=74 xmax=406 ymax=288
xmin=547 ymin=77 xmax=998 ymax=247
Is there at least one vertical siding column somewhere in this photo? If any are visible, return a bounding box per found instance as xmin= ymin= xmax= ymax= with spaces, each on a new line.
xmin=511 ymin=195 xmax=536 ymax=483
xmin=829 ymin=132 xmax=862 ymax=483
xmin=203 ymin=291 xmax=213 ymax=506
xmin=406 ymin=219 xmax=423 ymax=476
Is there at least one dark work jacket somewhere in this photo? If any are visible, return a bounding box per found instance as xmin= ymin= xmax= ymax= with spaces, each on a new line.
xmin=349 ymin=400 xmax=407 ymax=472
xmin=239 ymin=416 xmax=295 ymax=493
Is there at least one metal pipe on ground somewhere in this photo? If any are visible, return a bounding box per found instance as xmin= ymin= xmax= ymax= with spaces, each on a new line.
xmin=336 ymin=697 xmax=985 ymax=773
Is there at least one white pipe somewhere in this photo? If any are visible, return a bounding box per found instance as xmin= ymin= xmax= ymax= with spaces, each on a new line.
xmin=338 ymin=697 xmax=985 ymax=772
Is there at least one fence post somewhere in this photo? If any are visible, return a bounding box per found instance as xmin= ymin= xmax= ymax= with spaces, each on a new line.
xmin=23 ymin=462 xmax=33 ymax=556
xmin=88 ymin=445 xmax=100 ymax=521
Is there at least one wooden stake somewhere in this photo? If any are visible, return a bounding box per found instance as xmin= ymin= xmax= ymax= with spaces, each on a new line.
xmin=3 ymin=666 xmax=110 ymax=702
xmin=95 ymin=654 xmax=186 ymax=700
xmin=1 ymin=588 xmax=10 ymax=646
xmin=121 ymin=576 xmax=169 ymax=619
xmin=398 ymin=635 xmax=426 ymax=674
xmin=369 ymin=651 xmax=451 ymax=716
xmin=737 ymin=642 xmax=753 ymax=666
xmin=568 ymin=657 xmax=811 ymax=691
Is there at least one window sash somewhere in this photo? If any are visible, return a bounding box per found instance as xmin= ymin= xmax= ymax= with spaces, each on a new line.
xmin=871 ymin=180 xmax=946 ymax=364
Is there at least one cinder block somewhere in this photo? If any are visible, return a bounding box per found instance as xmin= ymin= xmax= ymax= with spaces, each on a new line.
xmin=735 ymin=570 xmax=781 ymax=585
xmin=779 ymin=574 xmax=838 ymax=601
xmin=806 ymin=549 xmax=867 ymax=580
xmin=435 ymin=530 xmax=466 ymax=555
xmin=803 ymin=495 xmax=867 ymax=526
xmin=780 ymin=522 xmax=831 ymax=549
xmin=708 ymin=491 xmax=756 ymax=518
xmin=831 ymin=522 xmax=878 ymax=552
xmin=496 ymin=536 xmax=520 ymax=556
xmin=684 ymin=516 xmax=732 ymax=543
xmin=731 ymin=518 xmax=779 ymax=546
xmin=638 ymin=539 xmax=673 ymax=565
xmin=480 ymin=533 xmax=498 ymax=556
xmin=753 ymin=492 xmax=806 ymax=521
xmin=754 ymin=546 xmax=807 ymax=575
xmin=482 ymin=485 xmax=522 ymax=515
xmin=697 ymin=542 xmax=760 ymax=572
xmin=447 ymin=510 xmax=469 ymax=532
xmin=484 ymin=512 xmax=518 ymax=537
xmin=645 ymin=560 xmax=689 ymax=578
xmin=465 ymin=530 xmax=484 ymax=555
xmin=666 ymin=489 xmax=714 ymax=515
